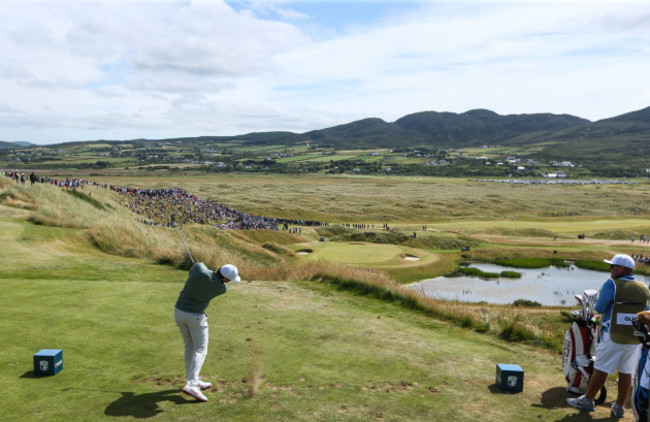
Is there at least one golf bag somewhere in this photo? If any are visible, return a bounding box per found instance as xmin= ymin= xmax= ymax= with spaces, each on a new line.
xmin=562 ymin=289 xmax=607 ymax=404
xmin=632 ymin=314 xmax=650 ymax=422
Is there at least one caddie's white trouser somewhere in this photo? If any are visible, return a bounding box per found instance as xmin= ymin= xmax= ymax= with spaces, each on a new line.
xmin=174 ymin=307 xmax=208 ymax=387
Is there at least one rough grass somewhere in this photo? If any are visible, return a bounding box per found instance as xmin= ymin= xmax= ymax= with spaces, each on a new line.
xmin=2 ymin=172 xmax=645 ymax=420
xmin=66 ymin=173 xmax=650 ymax=222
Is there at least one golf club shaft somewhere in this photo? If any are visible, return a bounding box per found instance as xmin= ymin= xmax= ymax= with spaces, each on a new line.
xmin=176 ymin=226 xmax=195 ymax=264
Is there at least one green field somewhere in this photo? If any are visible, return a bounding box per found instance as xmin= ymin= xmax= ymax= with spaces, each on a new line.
xmin=292 ymin=241 xmax=438 ymax=268
xmin=1 ymin=173 xmax=649 ymax=421
xmin=0 ymin=216 xmax=612 ymax=422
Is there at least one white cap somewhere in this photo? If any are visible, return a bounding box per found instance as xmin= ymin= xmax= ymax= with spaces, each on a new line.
xmin=603 ymin=254 xmax=635 ymax=269
xmin=219 ymin=264 xmax=241 ymax=283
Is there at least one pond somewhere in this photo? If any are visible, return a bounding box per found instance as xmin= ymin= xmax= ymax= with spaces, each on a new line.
xmin=409 ymin=263 xmax=650 ymax=306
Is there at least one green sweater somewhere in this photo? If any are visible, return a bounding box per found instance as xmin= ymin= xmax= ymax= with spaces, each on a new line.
xmin=175 ymin=263 xmax=227 ymax=314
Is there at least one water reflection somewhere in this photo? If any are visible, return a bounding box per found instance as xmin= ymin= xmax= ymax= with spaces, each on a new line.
xmin=409 ymin=264 xmax=648 ymax=306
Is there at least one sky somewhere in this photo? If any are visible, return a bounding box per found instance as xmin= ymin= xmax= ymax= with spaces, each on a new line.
xmin=1 ymin=0 xmax=649 ymax=145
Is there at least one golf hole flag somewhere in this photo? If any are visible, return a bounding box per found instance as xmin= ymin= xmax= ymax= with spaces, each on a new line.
xmin=496 ymin=363 xmax=524 ymax=393
xmin=34 ymin=349 xmax=63 ymax=376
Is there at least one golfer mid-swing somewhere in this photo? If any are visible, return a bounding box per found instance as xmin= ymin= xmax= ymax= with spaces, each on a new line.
xmin=175 ymin=262 xmax=241 ymax=402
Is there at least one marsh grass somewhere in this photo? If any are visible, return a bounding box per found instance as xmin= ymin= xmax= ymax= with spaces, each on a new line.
xmin=455 ymin=267 xmax=520 ymax=279
xmin=494 ymin=257 xmax=569 ymax=268
xmin=458 ymin=267 xmax=500 ymax=278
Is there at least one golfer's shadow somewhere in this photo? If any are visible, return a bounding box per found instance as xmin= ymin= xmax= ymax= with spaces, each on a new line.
xmin=534 ymin=387 xmax=611 ymax=422
xmin=534 ymin=386 xmax=573 ymax=409
xmin=105 ymin=389 xmax=195 ymax=418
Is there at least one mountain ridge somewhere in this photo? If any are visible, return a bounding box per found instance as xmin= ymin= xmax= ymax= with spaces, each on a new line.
xmin=2 ymin=107 xmax=648 ymax=162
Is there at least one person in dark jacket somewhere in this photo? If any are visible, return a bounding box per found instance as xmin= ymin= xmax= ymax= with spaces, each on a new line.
xmin=174 ymin=262 xmax=240 ymax=402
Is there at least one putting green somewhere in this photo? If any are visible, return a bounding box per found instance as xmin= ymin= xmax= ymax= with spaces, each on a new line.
xmin=295 ymin=241 xmax=436 ymax=267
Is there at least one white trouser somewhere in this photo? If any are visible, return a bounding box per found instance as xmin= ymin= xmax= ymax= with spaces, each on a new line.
xmin=174 ymin=307 xmax=209 ymax=387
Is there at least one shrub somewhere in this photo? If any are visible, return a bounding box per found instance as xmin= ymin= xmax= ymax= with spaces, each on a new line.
xmin=574 ymin=260 xmax=609 ymax=272
xmin=500 ymin=271 xmax=522 ymax=278
xmin=495 ymin=257 xmax=569 ymax=268
xmin=406 ymin=235 xmax=476 ymax=250
xmin=316 ymin=224 xmax=355 ymax=237
xmin=459 ymin=267 xmax=500 ymax=278
xmin=499 ymin=320 xmax=536 ymax=342
xmin=512 ymin=299 xmax=541 ymax=307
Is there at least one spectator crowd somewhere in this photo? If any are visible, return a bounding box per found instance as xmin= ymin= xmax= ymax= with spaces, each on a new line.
xmin=1 ymin=169 xmax=327 ymax=231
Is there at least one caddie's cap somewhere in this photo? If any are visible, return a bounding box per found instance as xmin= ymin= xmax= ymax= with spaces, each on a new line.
xmin=219 ymin=264 xmax=241 ymax=283
xmin=603 ymin=254 xmax=635 ymax=269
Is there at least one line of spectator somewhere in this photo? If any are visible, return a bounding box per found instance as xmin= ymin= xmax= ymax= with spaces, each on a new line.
xmin=635 ymin=254 xmax=650 ymax=264
xmin=1 ymin=169 xmax=328 ymax=231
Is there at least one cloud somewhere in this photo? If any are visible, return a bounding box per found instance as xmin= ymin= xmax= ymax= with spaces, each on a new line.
xmin=1 ymin=0 xmax=649 ymax=144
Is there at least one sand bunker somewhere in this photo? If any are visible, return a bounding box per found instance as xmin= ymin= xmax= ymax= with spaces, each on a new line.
xmin=296 ymin=249 xmax=313 ymax=255
xmin=401 ymin=254 xmax=420 ymax=261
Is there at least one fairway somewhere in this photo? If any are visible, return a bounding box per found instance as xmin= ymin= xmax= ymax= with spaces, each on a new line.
xmin=426 ymin=217 xmax=650 ymax=236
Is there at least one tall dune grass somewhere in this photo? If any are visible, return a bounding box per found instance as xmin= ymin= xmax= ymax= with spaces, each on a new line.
xmin=0 ymin=177 xmax=14 ymax=189
xmin=0 ymin=183 xmax=277 ymax=271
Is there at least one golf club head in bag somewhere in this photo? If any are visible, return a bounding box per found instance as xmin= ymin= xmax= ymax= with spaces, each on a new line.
xmin=581 ymin=289 xmax=599 ymax=322
xmin=562 ymin=289 xmax=606 ymax=404
xmin=572 ymin=295 xmax=584 ymax=318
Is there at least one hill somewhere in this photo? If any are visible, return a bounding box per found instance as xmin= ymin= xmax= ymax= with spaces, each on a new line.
xmin=306 ymin=109 xmax=591 ymax=149
xmin=539 ymin=107 xmax=650 ymax=160
xmin=1 ymin=106 xmax=648 ymax=176
xmin=0 ymin=141 xmax=16 ymax=149
xmin=0 ymin=140 xmax=35 ymax=148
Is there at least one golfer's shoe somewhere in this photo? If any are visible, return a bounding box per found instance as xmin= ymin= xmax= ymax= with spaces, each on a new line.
xmin=611 ymin=402 xmax=625 ymax=418
xmin=566 ymin=395 xmax=595 ymax=412
xmin=182 ymin=385 xmax=208 ymax=402
xmin=197 ymin=380 xmax=213 ymax=390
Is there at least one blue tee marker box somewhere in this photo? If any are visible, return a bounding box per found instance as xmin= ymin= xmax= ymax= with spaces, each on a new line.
xmin=33 ymin=349 xmax=63 ymax=376
xmin=496 ymin=363 xmax=524 ymax=393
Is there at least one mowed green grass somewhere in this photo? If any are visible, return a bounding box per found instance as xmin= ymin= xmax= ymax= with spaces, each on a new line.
xmin=425 ymin=217 xmax=650 ymax=236
xmin=293 ymin=241 xmax=437 ymax=267
xmin=0 ymin=206 xmax=621 ymax=422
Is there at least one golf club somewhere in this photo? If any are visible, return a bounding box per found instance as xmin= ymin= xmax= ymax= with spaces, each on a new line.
xmin=176 ymin=225 xmax=194 ymax=264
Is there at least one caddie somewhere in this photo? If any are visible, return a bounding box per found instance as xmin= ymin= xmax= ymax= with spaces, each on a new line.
xmin=174 ymin=262 xmax=241 ymax=402
xmin=567 ymin=254 xmax=650 ymax=418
